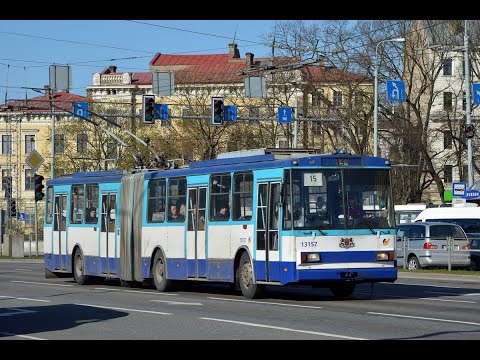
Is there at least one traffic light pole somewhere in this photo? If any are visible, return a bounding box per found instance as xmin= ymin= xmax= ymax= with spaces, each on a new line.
xmin=34 ymin=200 xmax=38 ymax=256
xmin=464 ymin=20 xmax=474 ymax=188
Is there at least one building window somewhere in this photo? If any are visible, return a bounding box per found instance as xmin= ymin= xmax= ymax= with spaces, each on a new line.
xmin=444 ymin=164 xmax=453 ymax=183
xmin=333 ymin=91 xmax=343 ymax=108
xmin=25 ymin=135 xmax=35 ymax=154
xmin=354 ymin=91 xmax=364 ymax=108
xmin=312 ymin=121 xmax=322 ymax=135
xmin=2 ymin=170 xmax=11 ymax=191
xmin=278 ymin=139 xmax=288 ymax=148
xmin=311 ymin=91 xmax=323 ymax=107
xmin=443 ymin=58 xmax=453 ymax=76
xmin=2 ymin=135 xmax=12 ymax=155
xmin=106 ymin=141 xmax=117 ymax=160
xmin=443 ymin=92 xmax=453 ymax=111
xmin=77 ymin=133 xmax=88 ymax=153
xmin=248 ymin=106 xmax=260 ymax=125
xmin=54 ymin=134 xmax=65 ymax=153
xmin=25 ymin=169 xmax=34 ymax=190
xmin=443 ymin=130 xmax=453 ymax=149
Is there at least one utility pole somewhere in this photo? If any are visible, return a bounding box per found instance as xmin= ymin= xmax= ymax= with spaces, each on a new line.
xmin=464 ymin=20 xmax=474 ymax=188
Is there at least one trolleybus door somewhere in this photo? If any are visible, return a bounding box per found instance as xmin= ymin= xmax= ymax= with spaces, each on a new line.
xmin=256 ymin=182 xmax=281 ymax=282
xmin=100 ymin=193 xmax=117 ymax=275
xmin=186 ymin=187 xmax=207 ymax=278
xmin=53 ymin=194 xmax=68 ymax=271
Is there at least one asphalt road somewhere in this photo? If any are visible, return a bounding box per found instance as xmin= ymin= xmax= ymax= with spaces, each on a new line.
xmin=1 ymin=259 xmax=480 ymax=340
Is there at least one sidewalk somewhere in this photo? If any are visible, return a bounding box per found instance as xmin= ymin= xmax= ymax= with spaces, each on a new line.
xmin=398 ymin=270 xmax=480 ymax=283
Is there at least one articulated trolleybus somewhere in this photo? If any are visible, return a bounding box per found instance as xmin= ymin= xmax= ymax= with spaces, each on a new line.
xmin=44 ymin=148 xmax=397 ymax=299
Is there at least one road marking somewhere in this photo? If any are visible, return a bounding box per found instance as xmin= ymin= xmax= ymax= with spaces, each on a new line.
xmin=368 ymin=312 xmax=480 ymax=326
xmin=75 ymin=303 xmax=173 ymax=316
xmin=11 ymin=281 xmax=73 ymax=287
xmin=94 ymin=287 xmax=178 ymax=296
xmin=201 ymin=317 xmax=367 ymax=340
xmin=207 ymin=297 xmax=323 ymax=309
xmin=0 ymin=308 xmax=37 ymax=317
xmin=419 ymin=297 xmax=476 ymax=304
xmin=464 ymin=293 xmax=480 ymax=296
xmin=0 ymin=295 xmax=50 ymax=303
xmin=394 ymin=282 xmax=469 ymax=289
xmin=14 ymin=268 xmax=33 ymax=272
xmin=151 ymin=299 xmax=203 ymax=306
xmin=0 ymin=332 xmax=46 ymax=340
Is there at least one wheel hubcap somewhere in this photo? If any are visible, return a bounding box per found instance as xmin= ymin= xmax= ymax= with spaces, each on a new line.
xmin=156 ymin=259 xmax=165 ymax=281
xmin=76 ymin=255 xmax=83 ymax=275
xmin=241 ymin=261 xmax=253 ymax=289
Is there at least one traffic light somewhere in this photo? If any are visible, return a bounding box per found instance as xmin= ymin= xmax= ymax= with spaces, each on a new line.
xmin=34 ymin=173 xmax=45 ymax=202
xmin=465 ymin=124 xmax=475 ymax=139
xmin=9 ymin=199 xmax=16 ymax=218
xmin=142 ymin=95 xmax=156 ymax=124
xmin=211 ymin=97 xmax=224 ymax=126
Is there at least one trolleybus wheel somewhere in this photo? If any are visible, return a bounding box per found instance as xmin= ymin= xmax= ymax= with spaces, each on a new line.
xmin=152 ymin=251 xmax=172 ymax=292
xmin=330 ymin=283 xmax=355 ymax=298
xmin=238 ymin=252 xmax=264 ymax=299
xmin=73 ymin=248 xmax=90 ymax=285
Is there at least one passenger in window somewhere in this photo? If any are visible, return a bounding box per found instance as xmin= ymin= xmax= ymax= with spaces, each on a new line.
xmin=169 ymin=203 xmax=185 ymax=222
xmin=88 ymin=207 xmax=98 ymax=223
xmin=179 ymin=203 xmax=186 ymax=220
xmin=347 ymin=195 xmax=366 ymax=219
xmin=215 ymin=202 xmax=230 ymax=220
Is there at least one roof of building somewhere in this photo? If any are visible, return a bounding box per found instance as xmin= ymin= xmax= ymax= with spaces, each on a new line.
xmin=3 ymin=91 xmax=87 ymax=113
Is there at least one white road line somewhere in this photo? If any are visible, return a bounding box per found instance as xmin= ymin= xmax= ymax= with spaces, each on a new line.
xmin=14 ymin=268 xmax=32 ymax=272
xmin=0 ymin=332 xmax=46 ymax=340
xmin=207 ymin=297 xmax=323 ymax=309
xmin=11 ymin=281 xmax=73 ymax=287
xmin=151 ymin=299 xmax=203 ymax=306
xmin=368 ymin=312 xmax=480 ymax=326
xmin=75 ymin=303 xmax=173 ymax=316
xmin=94 ymin=287 xmax=178 ymax=296
xmin=464 ymin=293 xmax=480 ymax=296
xmin=419 ymin=297 xmax=476 ymax=304
xmin=201 ymin=317 xmax=367 ymax=340
xmin=0 ymin=295 xmax=50 ymax=303
xmin=394 ymin=282 xmax=467 ymax=289
xmin=0 ymin=308 xmax=37 ymax=317
xmin=425 ymin=290 xmax=464 ymax=295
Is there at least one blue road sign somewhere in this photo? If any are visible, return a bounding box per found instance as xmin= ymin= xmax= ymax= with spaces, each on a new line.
xmin=155 ymin=104 xmax=169 ymax=120
xmin=452 ymin=182 xmax=467 ymax=197
xmin=224 ymin=106 xmax=237 ymax=122
xmin=278 ymin=107 xmax=292 ymax=123
xmin=17 ymin=212 xmax=26 ymax=221
xmin=463 ymin=189 xmax=480 ymax=200
xmin=386 ymin=80 xmax=406 ymax=102
xmin=73 ymin=102 xmax=89 ymax=119
xmin=473 ymin=83 xmax=480 ymax=105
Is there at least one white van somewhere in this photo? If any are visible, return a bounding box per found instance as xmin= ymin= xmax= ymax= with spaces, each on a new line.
xmin=395 ymin=204 xmax=427 ymax=224
xmin=414 ymin=204 xmax=480 ymax=236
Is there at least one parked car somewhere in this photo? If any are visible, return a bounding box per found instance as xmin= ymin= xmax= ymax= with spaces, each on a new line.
xmin=469 ymin=238 xmax=480 ymax=271
xmin=396 ymin=222 xmax=471 ymax=270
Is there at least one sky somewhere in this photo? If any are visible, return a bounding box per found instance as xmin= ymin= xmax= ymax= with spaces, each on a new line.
xmin=0 ymin=20 xmax=282 ymax=101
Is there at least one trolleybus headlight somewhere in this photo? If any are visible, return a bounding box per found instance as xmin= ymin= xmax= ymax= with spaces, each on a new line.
xmin=301 ymin=252 xmax=321 ymax=263
xmin=376 ymin=251 xmax=395 ymax=261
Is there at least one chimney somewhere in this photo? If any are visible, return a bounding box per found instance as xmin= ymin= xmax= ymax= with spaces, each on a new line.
xmin=246 ymin=52 xmax=254 ymax=68
xmin=44 ymin=85 xmax=52 ymax=97
xmin=109 ymin=65 xmax=117 ymax=73
xmin=228 ymin=43 xmax=240 ymax=59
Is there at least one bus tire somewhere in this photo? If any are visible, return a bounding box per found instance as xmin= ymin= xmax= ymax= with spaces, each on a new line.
xmin=73 ymin=248 xmax=90 ymax=285
xmin=238 ymin=252 xmax=264 ymax=299
xmin=152 ymin=251 xmax=172 ymax=292
xmin=330 ymin=283 xmax=355 ymax=298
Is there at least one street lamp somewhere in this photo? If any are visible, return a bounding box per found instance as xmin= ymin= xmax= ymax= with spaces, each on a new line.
xmin=374 ymin=37 xmax=405 ymax=157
